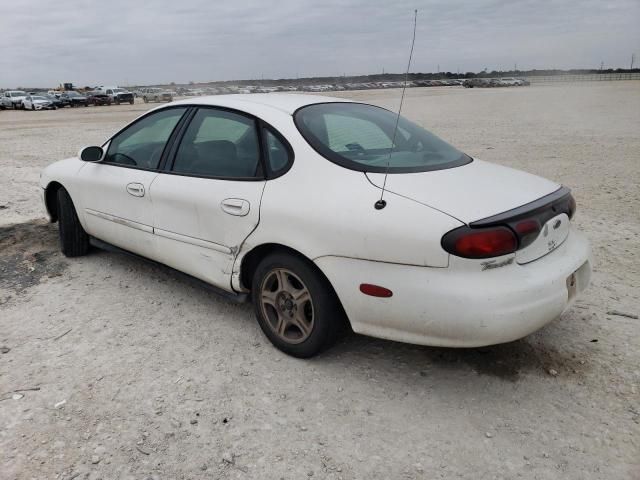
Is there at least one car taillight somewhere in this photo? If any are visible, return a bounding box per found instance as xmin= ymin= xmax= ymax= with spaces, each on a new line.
xmin=441 ymin=226 xmax=517 ymax=259
xmin=513 ymin=219 xmax=541 ymax=249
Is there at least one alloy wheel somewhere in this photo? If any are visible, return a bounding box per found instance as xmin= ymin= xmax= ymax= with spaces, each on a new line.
xmin=259 ymin=268 xmax=314 ymax=344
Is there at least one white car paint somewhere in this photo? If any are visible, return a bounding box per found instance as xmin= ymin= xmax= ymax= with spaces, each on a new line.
xmin=366 ymin=160 xmax=559 ymax=224
xmin=40 ymin=94 xmax=592 ymax=348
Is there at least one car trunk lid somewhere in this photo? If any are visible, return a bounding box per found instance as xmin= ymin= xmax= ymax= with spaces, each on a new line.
xmin=366 ymin=159 xmax=572 ymax=263
xmin=366 ymin=159 xmax=560 ymax=223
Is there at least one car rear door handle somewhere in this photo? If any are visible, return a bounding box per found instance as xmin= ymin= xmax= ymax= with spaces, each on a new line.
xmin=126 ymin=182 xmax=145 ymax=197
xmin=221 ymin=198 xmax=250 ymax=216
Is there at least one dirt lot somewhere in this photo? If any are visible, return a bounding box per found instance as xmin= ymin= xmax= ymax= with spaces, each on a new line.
xmin=1 ymin=83 xmax=639 ymax=479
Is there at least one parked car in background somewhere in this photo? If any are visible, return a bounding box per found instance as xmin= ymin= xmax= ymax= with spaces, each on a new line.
xmin=142 ymin=88 xmax=173 ymax=103
xmin=463 ymin=79 xmax=487 ymax=88
xmin=86 ymin=91 xmax=112 ymax=106
xmin=98 ymin=87 xmax=134 ymax=105
xmin=1 ymin=90 xmax=28 ymax=109
xmin=22 ymin=95 xmax=57 ymax=110
xmin=499 ymin=77 xmax=524 ymax=86
xmin=60 ymin=91 xmax=89 ymax=107
xmin=34 ymin=92 xmax=65 ymax=109
xmin=39 ymin=94 xmax=591 ymax=358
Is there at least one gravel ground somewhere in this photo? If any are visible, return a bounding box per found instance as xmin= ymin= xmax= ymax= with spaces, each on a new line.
xmin=1 ymin=83 xmax=639 ymax=479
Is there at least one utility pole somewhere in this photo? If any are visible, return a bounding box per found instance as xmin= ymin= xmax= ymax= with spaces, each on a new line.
xmin=600 ymin=61 xmax=604 ymax=71
xmin=631 ymin=53 xmax=636 ymax=70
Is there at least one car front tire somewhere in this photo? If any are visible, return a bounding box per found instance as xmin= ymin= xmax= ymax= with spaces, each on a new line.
xmin=251 ymin=252 xmax=343 ymax=358
xmin=57 ymin=188 xmax=90 ymax=257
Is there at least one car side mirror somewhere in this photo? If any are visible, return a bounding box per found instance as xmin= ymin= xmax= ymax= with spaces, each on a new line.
xmin=79 ymin=146 xmax=104 ymax=162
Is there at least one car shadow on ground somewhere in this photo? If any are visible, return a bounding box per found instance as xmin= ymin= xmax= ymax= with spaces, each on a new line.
xmin=324 ymin=331 xmax=591 ymax=382
xmin=0 ymin=220 xmax=67 ymax=296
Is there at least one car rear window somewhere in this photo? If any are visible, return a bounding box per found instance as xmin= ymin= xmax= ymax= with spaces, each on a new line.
xmin=294 ymin=102 xmax=471 ymax=173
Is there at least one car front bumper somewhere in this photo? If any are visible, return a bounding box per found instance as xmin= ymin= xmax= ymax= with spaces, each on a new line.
xmin=315 ymin=227 xmax=591 ymax=348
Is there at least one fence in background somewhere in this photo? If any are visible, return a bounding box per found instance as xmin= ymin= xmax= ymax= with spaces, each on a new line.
xmin=524 ymin=73 xmax=640 ymax=83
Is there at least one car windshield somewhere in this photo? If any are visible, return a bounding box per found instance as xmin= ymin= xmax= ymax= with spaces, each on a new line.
xmin=66 ymin=91 xmax=80 ymax=97
xmin=32 ymin=96 xmax=47 ymax=101
xmin=294 ymin=102 xmax=471 ymax=173
xmin=113 ymin=88 xmax=125 ymax=93
xmin=11 ymin=91 xmax=26 ymax=97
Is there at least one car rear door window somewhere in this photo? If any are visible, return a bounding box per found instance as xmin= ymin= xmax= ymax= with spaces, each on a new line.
xmin=105 ymin=107 xmax=186 ymax=170
xmin=172 ymin=108 xmax=261 ymax=178
xmin=263 ymin=129 xmax=291 ymax=173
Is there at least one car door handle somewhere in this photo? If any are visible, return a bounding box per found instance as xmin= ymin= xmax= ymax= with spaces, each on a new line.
xmin=221 ymin=198 xmax=250 ymax=216
xmin=126 ymin=183 xmax=145 ymax=197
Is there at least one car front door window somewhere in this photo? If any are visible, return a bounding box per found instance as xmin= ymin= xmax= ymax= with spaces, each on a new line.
xmin=105 ymin=108 xmax=186 ymax=170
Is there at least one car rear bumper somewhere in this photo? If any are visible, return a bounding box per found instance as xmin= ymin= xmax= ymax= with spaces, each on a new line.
xmin=315 ymin=227 xmax=591 ymax=347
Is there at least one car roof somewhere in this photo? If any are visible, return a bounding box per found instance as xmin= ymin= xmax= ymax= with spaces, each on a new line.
xmin=171 ymin=93 xmax=354 ymax=115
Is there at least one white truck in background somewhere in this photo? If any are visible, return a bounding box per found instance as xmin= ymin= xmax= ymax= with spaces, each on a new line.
xmin=96 ymin=86 xmax=135 ymax=105
xmin=1 ymin=91 xmax=28 ymax=109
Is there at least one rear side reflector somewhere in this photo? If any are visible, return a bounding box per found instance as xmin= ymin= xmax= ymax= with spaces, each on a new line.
xmin=359 ymin=284 xmax=393 ymax=298
xmin=441 ymin=226 xmax=517 ymax=259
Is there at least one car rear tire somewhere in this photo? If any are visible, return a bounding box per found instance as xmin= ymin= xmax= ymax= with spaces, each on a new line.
xmin=251 ymin=252 xmax=343 ymax=358
xmin=57 ymin=188 xmax=90 ymax=257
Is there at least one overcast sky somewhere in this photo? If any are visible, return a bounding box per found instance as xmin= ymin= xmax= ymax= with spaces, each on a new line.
xmin=1 ymin=0 xmax=638 ymax=88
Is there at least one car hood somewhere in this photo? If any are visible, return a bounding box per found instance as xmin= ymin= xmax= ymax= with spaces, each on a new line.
xmin=366 ymin=158 xmax=560 ymax=224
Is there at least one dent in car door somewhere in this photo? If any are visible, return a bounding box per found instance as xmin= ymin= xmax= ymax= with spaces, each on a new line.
xmin=151 ymin=107 xmax=267 ymax=290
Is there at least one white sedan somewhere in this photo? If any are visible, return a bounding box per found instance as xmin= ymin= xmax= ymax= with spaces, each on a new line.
xmin=40 ymin=94 xmax=591 ymax=357
xmin=23 ymin=95 xmax=56 ymax=110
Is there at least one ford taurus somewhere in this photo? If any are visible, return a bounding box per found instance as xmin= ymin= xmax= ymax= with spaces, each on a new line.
xmin=40 ymin=94 xmax=592 ymax=357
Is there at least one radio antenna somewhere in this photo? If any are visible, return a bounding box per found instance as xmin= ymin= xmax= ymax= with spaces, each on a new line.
xmin=375 ymin=9 xmax=418 ymax=210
